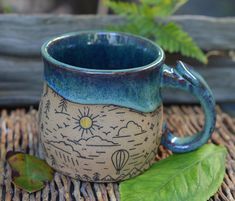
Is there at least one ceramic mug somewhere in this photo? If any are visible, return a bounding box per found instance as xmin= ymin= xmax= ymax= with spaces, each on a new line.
xmin=39 ymin=31 xmax=216 ymax=182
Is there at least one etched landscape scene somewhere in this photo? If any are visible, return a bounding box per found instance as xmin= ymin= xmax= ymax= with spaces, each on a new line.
xmin=39 ymin=85 xmax=163 ymax=181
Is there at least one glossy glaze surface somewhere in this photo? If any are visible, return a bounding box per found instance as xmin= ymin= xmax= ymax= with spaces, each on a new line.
xmin=42 ymin=32 xmax=164 ymax=113
xmin=160 ymin=61 xmax=216 ymax=152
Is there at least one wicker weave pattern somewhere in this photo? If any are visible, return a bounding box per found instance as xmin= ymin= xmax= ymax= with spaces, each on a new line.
xmin=0 ymin=106 xmax=234 ymax=201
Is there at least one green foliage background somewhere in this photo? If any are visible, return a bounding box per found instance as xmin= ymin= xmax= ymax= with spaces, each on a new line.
xmin=105 ymin=0 xmax=208 ymax=64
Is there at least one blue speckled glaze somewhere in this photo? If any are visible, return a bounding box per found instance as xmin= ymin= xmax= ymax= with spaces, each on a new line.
xmin=41 ymin=31 xmax=216 ymax=153
xmin=42 ymin=31 xmax=164 ymax=113
xmin=160 ymin=61 xmax=216 ymax=153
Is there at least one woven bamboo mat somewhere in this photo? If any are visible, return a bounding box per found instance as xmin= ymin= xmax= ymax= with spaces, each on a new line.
xmin=0 ymin=106 xmax=234 ymax=201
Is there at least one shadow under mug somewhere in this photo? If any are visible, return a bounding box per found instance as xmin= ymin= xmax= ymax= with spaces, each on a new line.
xmin=39 ymin=31 xmax=216 ymax=182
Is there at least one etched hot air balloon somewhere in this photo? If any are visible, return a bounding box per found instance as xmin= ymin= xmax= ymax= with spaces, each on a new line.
xmin=111 ymin=149 xmax=129 ymax=174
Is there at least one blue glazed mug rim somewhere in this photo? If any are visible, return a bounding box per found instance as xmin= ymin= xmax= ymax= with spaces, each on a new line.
xmin=41 ymin=31 xmax=165 ymax=74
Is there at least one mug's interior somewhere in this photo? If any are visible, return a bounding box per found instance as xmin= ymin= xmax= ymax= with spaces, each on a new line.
xmin=46 ymin=32 xmax=161 ymax=70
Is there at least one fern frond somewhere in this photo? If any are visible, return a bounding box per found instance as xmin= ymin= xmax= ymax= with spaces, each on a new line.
xmin=106 ymin=0 xmax=207 ymax=64
xmin=140 ymin=0 xmax=188 ymax=17
xmin=106 ymin=0 xmax=187 ymax=17
xmin=108 ymin=17 xmax=156 ymax=37
xmin=104 ymin=0 xmax=139 ymax=16
xmin=155 ymin=22 xmax=208 ymax=63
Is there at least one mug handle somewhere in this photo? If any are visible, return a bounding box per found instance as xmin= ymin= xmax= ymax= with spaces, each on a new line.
xmin=160 ymin=61 xmax=216 ymax=153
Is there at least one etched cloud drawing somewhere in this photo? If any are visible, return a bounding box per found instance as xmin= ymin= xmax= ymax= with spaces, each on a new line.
xmin=115 ymin=121 xmax=146 ymax=138
xmin=68 ymin=135 xmax=120 ymax=147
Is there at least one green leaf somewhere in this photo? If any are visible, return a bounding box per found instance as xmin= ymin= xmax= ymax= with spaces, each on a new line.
xmin=155 ymin=22 xmax=208 ymax=63
xmin=6 ymin=151 xmax=54 ymax=193
xmin=120 ymin=144 xmax=227 ymax=201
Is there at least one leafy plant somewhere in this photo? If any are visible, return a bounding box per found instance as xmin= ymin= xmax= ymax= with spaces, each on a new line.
xmin=0 ymin=0 xmax=12 ymax=13
xmin=6 ymin=151 xmax=54 ymax=193
xmin=105 ymin=0 xmax=208 ymax=64
xmin=3 ymin=6 xmax=12 ymax=13
xmin=120 ymin=144 xmax=227 ymax=201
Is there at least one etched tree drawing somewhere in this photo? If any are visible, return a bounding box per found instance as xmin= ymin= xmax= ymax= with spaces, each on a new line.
xmin=50 ymin=154 xmax=57 ymax=166
xmin=93 ymin=172 xmax=101 ymax=181
xmin=44 ymin=100 xmax=50 ymax=119
xmin=83 ymin=174 xmax=92 ymax=181
xmin=55 ymin=98 xmax=69 ymax=115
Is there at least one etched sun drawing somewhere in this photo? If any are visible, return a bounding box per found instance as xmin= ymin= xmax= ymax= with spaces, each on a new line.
xmin=72 ymin=107 xmax=100 ymax=137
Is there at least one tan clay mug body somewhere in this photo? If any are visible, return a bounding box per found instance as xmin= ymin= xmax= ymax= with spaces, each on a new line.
xmin=39 ymin=31 xmax=216 ymax=182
